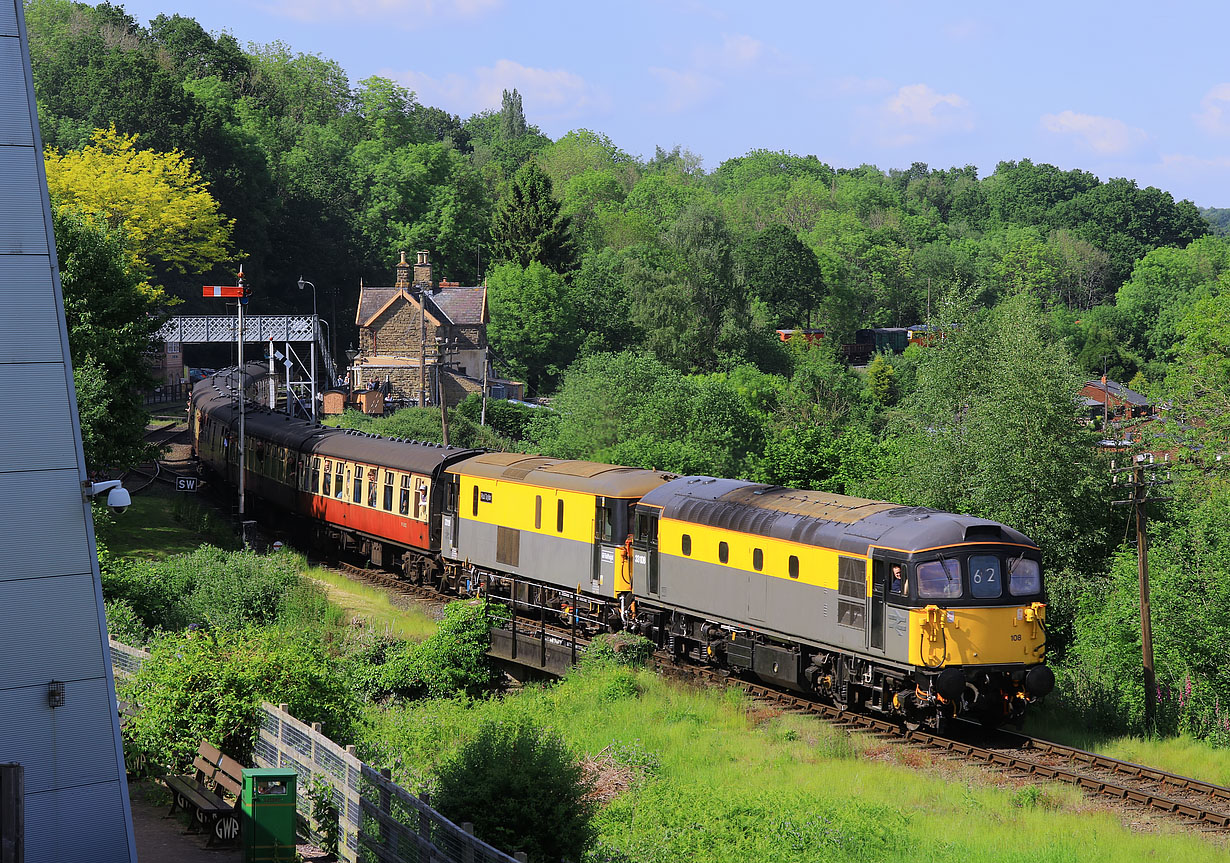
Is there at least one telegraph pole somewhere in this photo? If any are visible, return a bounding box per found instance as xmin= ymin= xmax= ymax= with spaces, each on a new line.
xmin=1112 ymin=456 xmax=1171 ymax=732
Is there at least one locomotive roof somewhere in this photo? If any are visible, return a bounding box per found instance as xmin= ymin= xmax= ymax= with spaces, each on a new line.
xmin=448 ymin=452 xmax=674 ymax=498
xmin=639 ymin=477 xmax=1038 ymax=556
xmin=192 ymin=370 xmax=478 ymax=474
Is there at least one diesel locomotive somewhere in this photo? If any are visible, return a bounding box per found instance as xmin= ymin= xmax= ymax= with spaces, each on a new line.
xmin=190 ymin=367 xmax=1054 ymax=729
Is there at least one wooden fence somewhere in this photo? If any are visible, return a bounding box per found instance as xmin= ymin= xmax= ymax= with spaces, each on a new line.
xmin=109 ymin=640 xmax=524 ymax=863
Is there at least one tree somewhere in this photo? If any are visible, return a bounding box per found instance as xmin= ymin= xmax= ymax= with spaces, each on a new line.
xmin=44 ymin=126 xmax=235 ymax=279
xmin=488 ymin=160 xmax=575 ymax=273
xmin=55 ymin=207 xmax=163 ymax=470
xmin=485 ymin=261 xmax=578 ymax=394
xmin=499 ymin=87 xmax=526 ymax=140
xmin=433 ymin=717 xmax=595 ymax=863
xmin=735 ymin=224 xmax=824 ymax=327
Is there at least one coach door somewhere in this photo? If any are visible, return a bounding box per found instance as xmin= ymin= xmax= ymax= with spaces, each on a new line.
xmin=869 ymin=559 xmax=887 ymax=652
xmin=592 ymin=497 xmax=625 ymax=597
xmin=631 ymin=508 xmax=660 ymax=597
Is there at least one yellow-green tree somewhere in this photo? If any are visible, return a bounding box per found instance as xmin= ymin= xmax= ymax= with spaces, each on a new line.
xmin=44 ymin=126 xmax=235 ymax=280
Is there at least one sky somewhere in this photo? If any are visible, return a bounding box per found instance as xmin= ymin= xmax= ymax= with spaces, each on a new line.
xmin=108 ymin=0 xmax=1230 ymax=208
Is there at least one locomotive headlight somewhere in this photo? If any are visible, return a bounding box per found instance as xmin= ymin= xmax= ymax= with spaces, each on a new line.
xmin=1025 ymin=665 xmax=1055 ymax=698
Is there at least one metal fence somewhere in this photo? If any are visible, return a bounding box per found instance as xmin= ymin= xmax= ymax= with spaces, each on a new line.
xmin=142 ymin=381 xmax=188 ymax=405
xmin=107 ymin=640 xmax=522 ymax=863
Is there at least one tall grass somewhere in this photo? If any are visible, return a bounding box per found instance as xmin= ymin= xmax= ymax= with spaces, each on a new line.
xmin=305 ymin=567 xmax=438 ymax=642
xmin=360 ymin=665 xmax=1229 ymax=862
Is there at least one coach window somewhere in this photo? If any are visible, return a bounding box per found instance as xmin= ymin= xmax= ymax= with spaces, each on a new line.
xmin=556 ymin=499 xmax=565 ymax=533
xmin=335 ymin=462 xmax=345 ymax=498
xmin=535 ymin=495 xmax=542 ymax=529
xmin=753 ymin=548 xmax=764 ymax=571
xmin=399 ymin=475 xmax=411 ymax=515
xmin=367 ymin=469 xmax=379 ymax=508
xmin=353 ymin=469 xmax=362 ymax=503
xmin=718 ymin=541 xmax=729 ymax=564
xmin=414 ymin=478 xmax=429 ymax=520
xmin=789 ymin=555 xmax=800 ymax=579
xmin=682 ymin=534 xmax=692 ymax=556
xmin=322 ymin=460 xmax=332 ymax=496
xmin=383 ymin=471 xmax=395 ymax=511
xmin=472 ymin=485 xmax=480 ymax=517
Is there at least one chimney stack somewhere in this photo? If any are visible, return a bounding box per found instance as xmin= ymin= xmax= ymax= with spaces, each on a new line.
xmin=413 ymin=250 xmax=433 ymax=291
xmin=394 ymin=251 xmax=412 ymax=288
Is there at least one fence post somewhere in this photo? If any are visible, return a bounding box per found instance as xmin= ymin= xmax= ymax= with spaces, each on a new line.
xmin=1 ymin=763 xmax=23 ymax=863
xmin=461 ymin=822 xmax=475 ymax=863
xmin=514 ymin=854 xmax=528 ymax=863
xmin=379 ymin=767 xmax=392 ymax=854
xmin=418 ymin=792 xmax=432 ymax=863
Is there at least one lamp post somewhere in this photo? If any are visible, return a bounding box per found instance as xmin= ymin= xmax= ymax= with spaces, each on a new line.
xmin=298 ymin=276 xmax=318 ymax=418
xmin=345 ymin=346 xmax=359 ymax=392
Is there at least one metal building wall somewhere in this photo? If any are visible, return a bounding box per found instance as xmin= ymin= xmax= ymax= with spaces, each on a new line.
xmin=0 ymin=2 xmax=137 ymax=860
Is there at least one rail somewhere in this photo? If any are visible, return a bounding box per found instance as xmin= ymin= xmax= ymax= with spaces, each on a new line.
xmin=108 ymin=640 xmax=524 ymax=863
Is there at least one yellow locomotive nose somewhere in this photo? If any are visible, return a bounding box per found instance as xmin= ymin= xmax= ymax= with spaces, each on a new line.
xmin=911 ymin=604 xmax=1047 ymax=667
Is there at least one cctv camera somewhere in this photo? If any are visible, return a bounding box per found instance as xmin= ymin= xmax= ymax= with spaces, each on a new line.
xmin=107 ymin=486 xmax=131 ymax=514
xmin=83 ymin=479 xmax=131 ymax=515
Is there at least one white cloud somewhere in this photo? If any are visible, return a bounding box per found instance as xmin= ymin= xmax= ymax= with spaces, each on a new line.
xmin=720 ymin=33 xmax=764 ymax=66
xmin=1195 ymin=84 xmax=1230 ymax=135
xmin=1041 ymin=110 xmax=1147 ymax=155
xmin=861 ymin=83 xmax=973 ymax=147
xmin=647 ymin=66 xmax=720 ymax=114
xmin=260 ymin=0 xmax=500 ymax=24
xmin=400 ymin=59 xmax=603 ymax=121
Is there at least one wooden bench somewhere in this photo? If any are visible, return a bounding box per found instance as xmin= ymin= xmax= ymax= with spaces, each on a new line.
xmin=164 ymin=740 xmax=244 ymax=844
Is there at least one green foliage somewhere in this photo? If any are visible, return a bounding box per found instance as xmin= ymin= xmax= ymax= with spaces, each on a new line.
xmin=306 ymin=777 xmax=341 ymax=857
xmin=580 ymin=632 xmax=655 ymax=670
xmin=104 ymin=598 xmax=151 ymax=646
xmin=486 ymin=260 xmax=578 ymax=393
xmin=55 ymin=206 xmax=162 ymax=470
xmin=360 ymin=601 xmax=499 ymax=701
xmin=734 ymin=223 xmax=825 ymax=327
xmin=326 ymin=406 xmax=511 ymax=451
xmin=122 ymin=627 xmax=358 ymax=770
xmin=433 ymin=717 xmax=596 ymax=863
xmin=454 ymin=393 xmax=537 ymax=441
xmin=489 ymin=159 xmax=576 ymax=273
xmin=101 ymin=546 xmax=321 ymax=638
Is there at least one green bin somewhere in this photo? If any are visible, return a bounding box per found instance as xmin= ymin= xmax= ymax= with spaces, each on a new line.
xmin=241 ymin=767 xmax=298 ymax=862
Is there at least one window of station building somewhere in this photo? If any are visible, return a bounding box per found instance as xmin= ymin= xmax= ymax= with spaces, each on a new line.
xmin=367 ymin=469 xmax=379 ymax=508
xmin=335 ymin=462 xmax=346 ymax=499
xmin=718 ymin=541 xmax=729 ymax=564
xmin=1008 ymin=556 xmax=1041 ymax=597
xmin=753 ymin=548 xmax=764 ymax=571
xmin=383 ymin=471 xmax=394 ymax=510
xmin=969 ymin=553 xmax=1002 ymax=599
xmin=556 ymin=499 xmax=565 ymax=533
xmin=682 ymin=534 xmax=692 ymax=556
xmin=535 ymin=495 xmax=542 ymax=530
xmin=399 ymin=475 xmax=411 ymax=516
xmin=789 ymin=555 xmax=800 ymax=579
xmin=322 ymin=460 xmax=332 ymax=496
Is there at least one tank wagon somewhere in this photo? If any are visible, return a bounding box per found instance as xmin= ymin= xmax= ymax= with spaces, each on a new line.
xmin=190 ymin=368 xmax=1054 ymax=729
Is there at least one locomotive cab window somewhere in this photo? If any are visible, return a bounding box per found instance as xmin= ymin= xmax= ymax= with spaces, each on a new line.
xmin=597 ymin=504 xmax=614 ymax=542
xmin=969 ymin=554 xmax=1002 ymax=599
xmin=634 ymin=511 xmax=658 ymax=547
xmin=917 ymin=558 xmax=962 ymax=599
xmin=1008 ymin=556 xmax=1042 ymax=597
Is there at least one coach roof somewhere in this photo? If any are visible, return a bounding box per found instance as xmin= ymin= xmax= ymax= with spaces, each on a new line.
xmin=449 ymin=452 xmax=674 ymax=497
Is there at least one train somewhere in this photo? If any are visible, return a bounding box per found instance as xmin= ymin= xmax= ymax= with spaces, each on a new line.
xmin=190 ymin=366 xmax=1054 ymax=730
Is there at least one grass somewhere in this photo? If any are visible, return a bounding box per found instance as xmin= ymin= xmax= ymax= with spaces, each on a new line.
xmin=304 ymin=566 xmax=438 ymax=642
xmin=99 ymin=486 xmax=239 ymax=559
xmin=362 ymin=665 xmax=1230 ymax=863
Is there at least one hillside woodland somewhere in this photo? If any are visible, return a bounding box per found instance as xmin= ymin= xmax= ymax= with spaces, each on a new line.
xmin=33 ymin=0 xmax=1230 ymax=750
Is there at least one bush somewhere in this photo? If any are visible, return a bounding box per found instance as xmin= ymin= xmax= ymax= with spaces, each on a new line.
xmin=121 ymin=626 xmax=358 ymax=770
xmin=364 ymin=600 xmax=500 ymax=701
xmin=104 ymin=598 xmax=150 ymax=646
xmin=433 ymin=717 xmax=596 ymax=863
xmin=580 ymin=632 xmax=654 ymax=670
xmin=101 ymin=546 xmax=317 ymax=635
